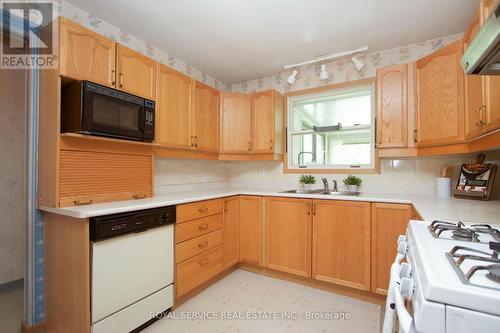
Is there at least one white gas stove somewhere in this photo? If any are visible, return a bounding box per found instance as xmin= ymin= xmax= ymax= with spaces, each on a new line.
xmin=383 ymin=220 xmax=500 ymax=333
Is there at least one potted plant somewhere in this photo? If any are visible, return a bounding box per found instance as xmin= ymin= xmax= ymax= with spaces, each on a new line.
xmin=298 ymin=175 xmax=316 ymax=191
xmin=343 ymin=175 xmax=362 ymax=192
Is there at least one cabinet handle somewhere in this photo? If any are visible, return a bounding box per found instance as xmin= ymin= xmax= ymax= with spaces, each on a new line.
xmin=413 ymin=129 xmax=418 ymax=143
xmin=74 ymin=199 xmax=93 ymax=206
xmin=479 ymin=105 xmax=487 ymax=126
xmin=111 ymin=70 xmax=116 ymax=85
xmin=198 ymin=207 xmax=209 ymax=214
xmin=313 ymin=203 xmax=316 ymax=216
xmin=198 ymin=223 xmax=209 ymax=231
xmin=199 ymin=258 xmax=209 ymax=266
xmin=248 ymin=141 xmax=252 ymax=152
xmin=198 ymin=241 xmax=209 ymax=249
xmin=307 ymin=203 xmax=311 ymax=215
xmin=118 ymin=73 xmax=123 ymax=88
xmin=133 ymin=194 xmax=146 ymax=200
xmin=194 ymin=136 xmax=199 ymax=147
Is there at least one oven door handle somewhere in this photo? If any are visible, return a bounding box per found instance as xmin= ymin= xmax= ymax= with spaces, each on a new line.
xmin=393 ymin=282 xmax=416 ymax=333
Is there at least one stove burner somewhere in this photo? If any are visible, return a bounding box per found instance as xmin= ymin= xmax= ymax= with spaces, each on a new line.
xmin=452 ymin=228 xmax=479 ymax=242
xmin=486 ymin=264 xmax=500 ymax=284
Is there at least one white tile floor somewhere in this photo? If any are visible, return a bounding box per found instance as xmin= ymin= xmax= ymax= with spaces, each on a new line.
xmin=145 ymin=270 xmax=381 ymax=333
xmin=0 ymin=285 xmax=23 ymax=333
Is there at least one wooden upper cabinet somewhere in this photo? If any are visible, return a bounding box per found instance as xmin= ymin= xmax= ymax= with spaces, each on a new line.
xmin=192 ymin=81 xmax=220 ymax=152
xmin=59 ymin=17 xmax=115 ymax=87
xmin=251 ymin=90 xmax=285 ymax=154
xmin=156 ymin=64 xmax=192 ymax=149
xmin=220 ymin=93 xmax=252 ymax=154
xmin=312 ymin=200 xmax=371 ymax=291
xmin=264 ymin=197 xmax=312 ymax=278
xmin=223 ymin=197 xmax=239 ymax=268
xmin=371 ymin=203 xmax=412 ymax=295
xmin=414 ymin=40 xmax=465 ymax=146
xmin=376 ymin=64 xmax=408 ymax=148
xmin=116 ymin=44 xmax=156 ymax=100
xmin=238 ymin=196 xmax=263 ymax=266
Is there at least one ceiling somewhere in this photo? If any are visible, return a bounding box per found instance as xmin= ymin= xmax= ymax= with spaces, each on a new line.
xmin=66 ymin=0 xmax=476 ymax=84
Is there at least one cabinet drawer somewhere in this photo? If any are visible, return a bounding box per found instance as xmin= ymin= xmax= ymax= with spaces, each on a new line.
xmin=175 ymin=214 xmax=223 ymax=243
xmin=176 ymin=199 xmax=223 ymax=223
xmin=176 ymin=245 xmax=224 ymax=298
xmin=176 ymin=230 xmax=223 ymax=263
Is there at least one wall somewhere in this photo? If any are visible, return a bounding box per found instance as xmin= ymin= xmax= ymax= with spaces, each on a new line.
xmin=231 ymin=33 xmax=463 ymax=94
xmin=0 ymin=66 xmax=27 ymax=284
xmin=60 ymin=1 xmax=231 ymax=91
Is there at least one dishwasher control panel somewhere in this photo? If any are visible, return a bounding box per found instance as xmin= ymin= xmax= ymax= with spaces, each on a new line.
xmin=90 ymin=206 xmax=176 ymax=242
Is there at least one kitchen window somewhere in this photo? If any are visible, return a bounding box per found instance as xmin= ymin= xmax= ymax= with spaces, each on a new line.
xmin=287 ymin=81 xmax=375 ymax=171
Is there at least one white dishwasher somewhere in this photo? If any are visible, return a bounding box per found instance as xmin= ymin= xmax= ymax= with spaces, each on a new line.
xmin=90 ymin=206 xmax=175 ymax=333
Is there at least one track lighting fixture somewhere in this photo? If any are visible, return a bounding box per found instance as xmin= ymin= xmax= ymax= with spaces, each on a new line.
xmin=319 ymin=64 xmax=328 ymax=80
xmin=287 ymin=70 xmax=299 ymax=85
xmin=350 ymin=56 xmax=366 ymax=72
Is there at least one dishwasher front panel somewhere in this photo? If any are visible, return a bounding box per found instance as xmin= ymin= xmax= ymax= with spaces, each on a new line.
xmin=91 ymin=224 xmax=174 ymax=324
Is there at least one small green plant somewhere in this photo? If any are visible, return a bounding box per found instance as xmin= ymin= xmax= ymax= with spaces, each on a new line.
xmin=343 ymin=175 xmax=363 ymax=186
xmin=299 ymin=175 xmax=316 ymax=185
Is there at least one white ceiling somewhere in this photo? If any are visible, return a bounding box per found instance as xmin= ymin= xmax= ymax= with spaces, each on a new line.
xmin=66 ymin=0 xmax=476 ymax=84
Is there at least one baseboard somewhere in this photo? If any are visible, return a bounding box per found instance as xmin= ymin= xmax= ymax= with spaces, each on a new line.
xmin=21 ymin=322 xmax=45 ymax=333
xmin=238 ymin=263 xmax=387 ymax=306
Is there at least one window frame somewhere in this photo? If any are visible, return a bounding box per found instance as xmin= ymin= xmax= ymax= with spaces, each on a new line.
xmin=285 ymin=78 xmax=378 ymax=174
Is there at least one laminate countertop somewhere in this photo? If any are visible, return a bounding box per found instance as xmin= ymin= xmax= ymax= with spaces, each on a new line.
xmin=39 ymin=187 xmax=500 ymax=224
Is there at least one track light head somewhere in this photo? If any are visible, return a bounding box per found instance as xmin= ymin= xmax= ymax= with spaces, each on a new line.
xmin=351 ymin=56 xmax=366 ymax=72
xmin=319 ymin=64 xmax=328 ymax=80
xmin=287 ymin=69 xmax=299 ymax=84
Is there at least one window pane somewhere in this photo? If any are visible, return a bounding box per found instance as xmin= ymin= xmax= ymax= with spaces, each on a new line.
xmin=291 ymin=133 xmax=326 ymax=165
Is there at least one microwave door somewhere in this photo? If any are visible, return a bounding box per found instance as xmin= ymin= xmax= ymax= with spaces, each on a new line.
xmin=82 ymin=90 xmax=144 ymax=141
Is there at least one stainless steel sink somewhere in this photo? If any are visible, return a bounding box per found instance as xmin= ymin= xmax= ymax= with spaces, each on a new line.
xmin=320 ymin=191 xmax=359 ymax=196
xmin=280 ymin=189 xmax=359 ymax=196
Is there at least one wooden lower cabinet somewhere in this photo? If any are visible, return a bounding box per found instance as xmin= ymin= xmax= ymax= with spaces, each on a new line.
xmin=238 ymin=196 xmax=263 ymax=265
xmin=312 ymin=200 xmax=371 ymax=291
xmin=264 ymin=197 xmax=312 ymax=278
xmin=223 ymin=197 xmax=239 ymax=268
xmin=371 ymin=203 xmax=413 ymax=295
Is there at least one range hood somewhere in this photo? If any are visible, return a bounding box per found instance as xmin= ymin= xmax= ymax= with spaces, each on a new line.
xmin=462 ymin=3 xmax=500 ymax=75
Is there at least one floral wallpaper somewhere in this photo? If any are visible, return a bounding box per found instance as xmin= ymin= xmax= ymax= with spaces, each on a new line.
xmin=231 ymin=33 xmax=463 ymax=94
xmin=60 ymin=1 xmax=231 ymax=92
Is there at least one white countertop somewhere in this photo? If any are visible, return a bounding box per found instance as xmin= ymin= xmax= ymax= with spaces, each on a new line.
xmin=39 ymin=187 xmax=500 ymax=224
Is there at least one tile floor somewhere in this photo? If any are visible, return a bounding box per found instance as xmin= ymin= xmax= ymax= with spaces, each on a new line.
xmin=0 ymin=284 xmax=23 ymax=333
xmin=145 ymin=270 xmax=381 ymax=333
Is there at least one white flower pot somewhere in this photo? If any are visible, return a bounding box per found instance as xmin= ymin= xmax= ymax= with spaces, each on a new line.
xmin=347 ymin=185 xmax=359 ymax=193
xmin=303 ymin=184 xmax=313 ymax=191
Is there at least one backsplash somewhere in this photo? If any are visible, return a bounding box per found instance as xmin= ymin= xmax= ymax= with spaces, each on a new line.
xmin=231 ymin=33 xmax=463 ymax=94
xmin=154 ymin=150 xmax=500 ymax=197
xmin=60 ymin=1 xmax=231 ymax=91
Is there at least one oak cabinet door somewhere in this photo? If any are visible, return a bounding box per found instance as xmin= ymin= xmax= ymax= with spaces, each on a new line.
xmin=371 ymin=203 xmax=412 ymax=295
xmin=116 ymin=44 xmax=156 ymax=100
xmin=59 ymin=17 xmax=115 ymax=87
xmin=376 ymin=64 xmax=408 ymax=148
xmin=312 ymin=200 xmax=371 ymax=291
xmin=223 ymin=197 xmax=239 ymax=268
xmin=483 ymin=76 xmax=500 ymax=133
xmin=414 ymin=40 xmax=464 ymax=146
xmin=264 ymin=197 xmax=312 ymax=278
xmin=220 ymin=93 xmax=252 ymax=154
xmin=251 ymin=91 xmax=274 ymax=153
xmin=156 ymin=64 xmax=192 ymax=149
xmin=192 ymin=81 xmax=220 ymax=152
xmin=238 ymin=196 xmax=263 ymax=265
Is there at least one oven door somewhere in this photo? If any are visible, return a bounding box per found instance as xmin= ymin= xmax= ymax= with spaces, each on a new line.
xmin=82 ymin=82 xmax=145 ymax=141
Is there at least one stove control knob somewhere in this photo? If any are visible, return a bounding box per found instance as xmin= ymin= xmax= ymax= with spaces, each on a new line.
xmin=397 ymin=235 xmax=406 ymax=246
xmin=400 ymin=277 xmax=415 ymax=301
xmin=397 ymin=240 xmax=407 ymax=256
xmin=399 ymin=263 xmax=412 ymax=279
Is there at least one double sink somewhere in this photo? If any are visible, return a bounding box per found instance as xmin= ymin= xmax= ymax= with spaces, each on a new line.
xmin=280 ymin=189 xmax=359 ymax=196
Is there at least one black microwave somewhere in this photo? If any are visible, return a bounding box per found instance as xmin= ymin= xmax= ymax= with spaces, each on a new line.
xmin=61 ymin=80 xmax=155 ymax=142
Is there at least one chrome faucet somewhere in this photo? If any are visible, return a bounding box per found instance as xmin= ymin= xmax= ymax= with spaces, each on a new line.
xmin=297 ymin=152 xmax=313 ymax=166
xmin=332 ymin=179 xmax=338 ymax=192
xmin=321 ymin=178 xmax=329 ymax=191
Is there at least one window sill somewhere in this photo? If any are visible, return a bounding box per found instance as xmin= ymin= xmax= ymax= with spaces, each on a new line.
xmin=283 ymin=154 xmax=380 ymax=174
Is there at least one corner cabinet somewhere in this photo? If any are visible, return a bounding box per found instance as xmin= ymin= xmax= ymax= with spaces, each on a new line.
xmin=264 ymin=197 xmax=312 ymax=278
xmin=312 ymin=200 xmax=371 ymax=291
xmin=116 ymin=44 xmax=156 ymax=100
xmin=414 ymin=40 xmax=465 ymax=147
xmin=192 ymin=81 xmax=220 ymax=152
xmin=59 ymin=17 xmax=116 ymax=88
xmin=371 ymin=203 xmax=413 ymax=295
xmin=220 ymin=93 xmax=253 ymax=154
xmin=251 ymin=90 xmax=285 ymax=154
xmin=156 ymin=63 xmax=192 ymax=149
xmin=376 ymin=64 xmax=408 ymax=148
xmin=223 ymin=197 xmax=239 ymax=268
xmin=238 ymin=196 xmax=263 ymax=266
